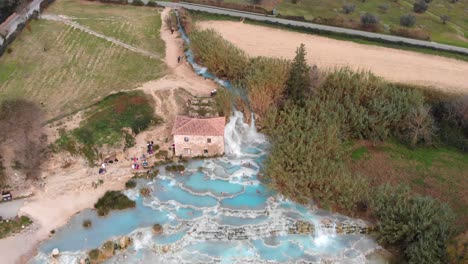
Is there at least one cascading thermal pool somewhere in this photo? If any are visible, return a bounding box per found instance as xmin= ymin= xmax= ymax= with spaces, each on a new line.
xmin=31 ymin=111 xmax=384 ymax=264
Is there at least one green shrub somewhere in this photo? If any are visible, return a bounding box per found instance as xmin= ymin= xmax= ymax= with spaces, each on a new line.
xmin=400 ymin=14 xmax=416 ymax=27
xmin=165 ymin=164 xmax=185 ymax=172
xmin=372 ymin=184 xmax=454 ymax=264
xmin=342 ymin=4 xmax=355 ymax=14
xmin=413 ymin=1 xmax=428 ymax=13
xmin=131 ymin=0 xmax=144 ymax=6
xmin=361 ymin=13 xmax=379 ymax=26
xmin=94 ymin=191 xmax=136 ymax=216
xmin=139 ymin=187 xmax=151 ymax=197
xmin=155 ymin=150 xmax=168 ymax=159
xmin=125 ymin=180 xmax=137 ymax=189
xmin=214 ymin=89 xmax=235 ymax=117
xmin=239 ymin=56 xmax=290 ymax=119
xmin=264 ymin=100 xmax=368 ymax=209
xmin=316 ymin=68 xmax=425 ymax=141
xmin=190 ymin=29 xmax=249 ymax=81
xmin=432 ymin=95 xmax=468 ymax=152
xmin=0 ymin=215 xmax=32 ymax=239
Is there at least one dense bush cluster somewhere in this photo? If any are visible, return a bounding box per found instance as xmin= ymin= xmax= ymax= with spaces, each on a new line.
xmin=190 ymin=29 xmax=291 ymax=120
xmin=413 ymin=0 xmax=429 ymax=13
xmin=432 ymin=95 xmax=468 ymax=152
xmin=125 ymin=180 xmax=137 ymax=189
xmin=190 ymin=29 xmax=248 ymax=81
xmin=264 ymin=99 xmax=369 ymax=209
xmin=165 ymin=164 xmax=185 ymax=172
xmin=372 ymin=184 xmax=454 ymax=263
xmin=238 ymin=57 xmax=290 ymax=118
xmin=94 ymin=191 xmax=136 ymax=216
xmin=400 ymin=14 xmax=416 ymax=27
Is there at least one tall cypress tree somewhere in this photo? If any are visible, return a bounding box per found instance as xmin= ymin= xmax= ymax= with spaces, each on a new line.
xmin=285 ymin=43 xmax=311 ymax=103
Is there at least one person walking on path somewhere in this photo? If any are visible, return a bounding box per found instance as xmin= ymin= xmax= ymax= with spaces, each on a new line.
xmin=177 ymin=56 xmax=181 ymax=63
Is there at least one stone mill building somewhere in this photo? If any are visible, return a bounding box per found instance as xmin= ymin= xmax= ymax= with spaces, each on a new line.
xmin=172 ymin=116 xmax=225 ymax=157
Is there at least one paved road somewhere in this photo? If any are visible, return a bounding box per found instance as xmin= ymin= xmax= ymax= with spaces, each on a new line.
xmin=157 ymin=1 xmax=468 ymax=56
xmin=41 ymin=14 xmax=162 ymax=60
xmin=0 ymin=199 xmax=24 ymax=220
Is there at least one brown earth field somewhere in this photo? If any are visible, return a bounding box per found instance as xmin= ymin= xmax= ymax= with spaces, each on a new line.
xmin=197 ymin=20 xmax=468 ymax=94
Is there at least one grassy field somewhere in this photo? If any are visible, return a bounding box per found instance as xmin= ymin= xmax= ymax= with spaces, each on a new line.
xmin=277 ymin=0 xmax=468 ymax=48
xmin=54 ymin=91 xmax=160 ymax=164
xmin=0 ymin=0 xmax=166 ymax=120
xmin=46 ymin=0 xmax=165 ymax=54
xmin=349 ymin=140 xmax=468 ymax=227
xmin=213 ymin=0 xmax=468 ymax=48
xmin=0 ymin=216 xmax=32 ymax=239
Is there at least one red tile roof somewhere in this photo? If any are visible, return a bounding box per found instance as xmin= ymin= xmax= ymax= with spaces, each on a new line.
xmin=172 ymin=116 xmax=225 ymax=136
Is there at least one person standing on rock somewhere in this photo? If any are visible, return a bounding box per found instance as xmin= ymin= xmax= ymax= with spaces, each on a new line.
xmin=177 ymin=56 xmax=181 ymax=63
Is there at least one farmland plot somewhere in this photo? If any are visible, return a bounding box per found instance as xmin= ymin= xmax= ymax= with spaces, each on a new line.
xmin=0 ymin=2 xmax=166 ymax=120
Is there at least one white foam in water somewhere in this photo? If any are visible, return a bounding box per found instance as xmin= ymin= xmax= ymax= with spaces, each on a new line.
xmin=224 ymin=111 xmax=266 ymax=157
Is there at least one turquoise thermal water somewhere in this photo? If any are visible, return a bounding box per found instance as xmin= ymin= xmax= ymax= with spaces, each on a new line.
xmin=29 ymin=12 xmax=382 ymax=263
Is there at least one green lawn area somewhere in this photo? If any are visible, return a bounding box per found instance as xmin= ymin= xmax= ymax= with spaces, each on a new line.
xmin=0 ymin=216 xmax=32 ymax=239
xmin=349 ymin=140 xmax=468 ymax=227
xmin=276 ymin=0 xmax=468 ymax=48
xmin=54 ymin=91 xmax=161 ymax=163
xmin=0 ymin=0 xmax=166 ymax=120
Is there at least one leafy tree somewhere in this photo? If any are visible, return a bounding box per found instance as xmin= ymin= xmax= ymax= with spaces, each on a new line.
xmin=400 ymin=14 xmax=416 ymax=27
xmin=413 ymin=1 xmax=428 ymax=13
xmin=239 ymin=57 xmax=290 ymax=120
xmin=372 ymin=184 xmax=454 ymax=264
xmin=361 ymin=13 xmax=379 ymax=26
xmin=315 ymin=68 xmax=424 ymax=141
xmin=190 ymin=29 xmax=248 ymax=81
xmin=378 ymin=3 xmax=389 ymax=13
xmin=342 ymin=4 xmax=355 ymax=14
xmin=440 ymin=15 xmax=450 ymax=24
xmin=264 ymin=99 xmax=368 ymax=210
xmin=285 ymin=44 xmax=311 ymax=104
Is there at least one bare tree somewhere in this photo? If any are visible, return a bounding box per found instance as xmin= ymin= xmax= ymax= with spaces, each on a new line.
xmin=440 ymin=15 xmax=450 ymax=25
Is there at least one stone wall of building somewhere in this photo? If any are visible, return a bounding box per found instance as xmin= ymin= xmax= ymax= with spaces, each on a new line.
xmin=174 ymin=135 xmax=224 ymax=157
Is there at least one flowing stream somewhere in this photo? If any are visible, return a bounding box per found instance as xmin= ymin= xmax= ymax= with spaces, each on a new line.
xmin=30 ymin=11 xmax=385 ymax=264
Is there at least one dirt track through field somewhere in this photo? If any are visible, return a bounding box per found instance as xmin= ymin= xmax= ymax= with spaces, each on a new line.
xmin=198 ymin=21 xmax=468 ymax=94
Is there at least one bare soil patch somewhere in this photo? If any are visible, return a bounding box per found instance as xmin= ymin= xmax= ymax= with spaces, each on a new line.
xmin=198 ymin=20 xmax=468 ymax=94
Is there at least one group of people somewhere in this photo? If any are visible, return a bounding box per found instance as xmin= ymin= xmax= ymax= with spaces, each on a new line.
xmin=147 ymin=141 xmax=155 ymax=154
xmin=210 ymin=89 xmax=217 ymax=97
xmin=98 ymin=158 xmax=119 ymax=175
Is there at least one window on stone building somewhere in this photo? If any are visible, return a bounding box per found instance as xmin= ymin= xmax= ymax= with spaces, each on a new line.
xmin=184 ymin=137 xmax=189 ymax=142
xmin=204 ymin=149 xmax=208 ymax=154
xmin=207 ymin=138 xmax=211 ymax=143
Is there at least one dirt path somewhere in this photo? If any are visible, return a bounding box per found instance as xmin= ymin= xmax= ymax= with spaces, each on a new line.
xmin=198 ymin=20 xmax=468 ymax=94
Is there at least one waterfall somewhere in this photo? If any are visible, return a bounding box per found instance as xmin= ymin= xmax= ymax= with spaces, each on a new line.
xmin=224 ymin=111 xmax=265 ymax=157
xmin=313 ymin=220 xmax=337 ymax=247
